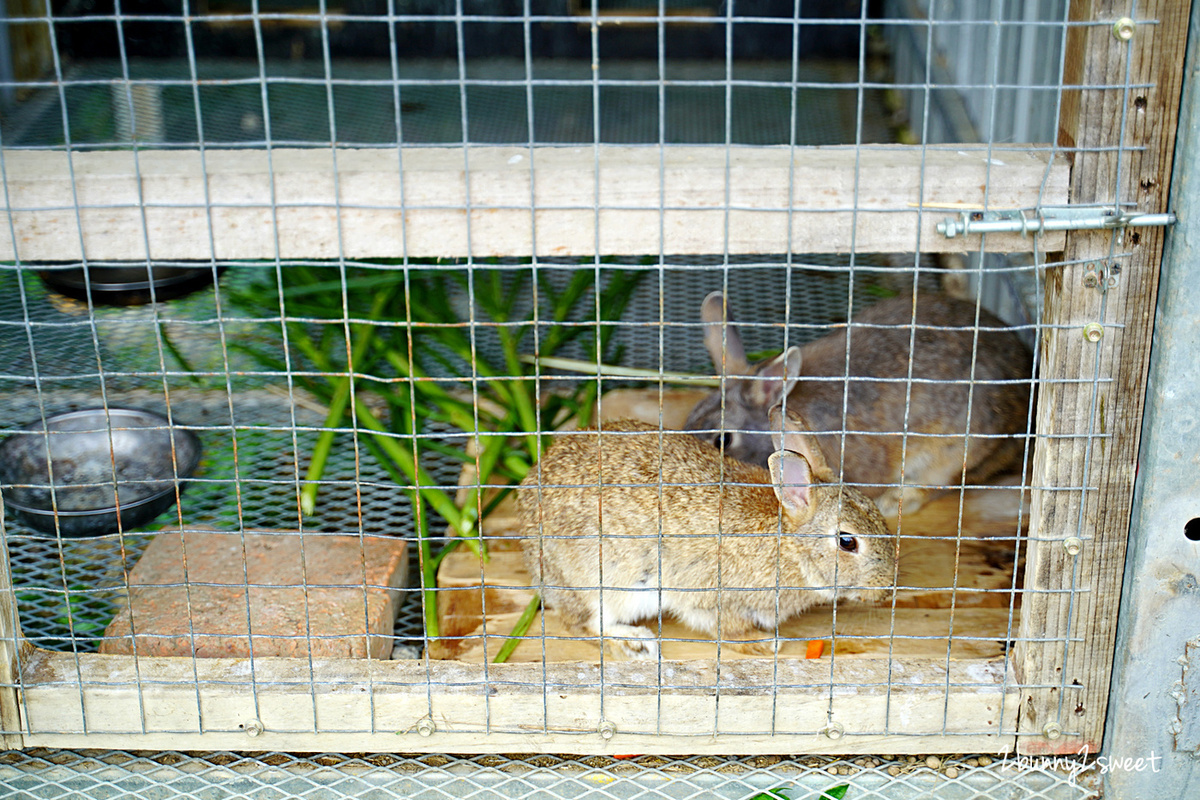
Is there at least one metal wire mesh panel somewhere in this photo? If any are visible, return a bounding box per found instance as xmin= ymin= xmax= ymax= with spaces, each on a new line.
xmin=0 ymin=4 xmax=1185 ymax=798
xmin=0 ymin=749 xmax=1096 ymax=800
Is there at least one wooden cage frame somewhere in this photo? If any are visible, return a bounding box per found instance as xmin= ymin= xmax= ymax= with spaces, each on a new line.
xmin=0 ymin=0 xmax=1186 ymax=757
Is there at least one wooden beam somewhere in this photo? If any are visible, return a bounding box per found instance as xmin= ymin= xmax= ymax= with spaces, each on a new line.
xmin=0 ymin=145 xmax=1066 ymax=261
xmin=1016 ymin=0 xmax=1188 ymax=757
xmin=0 ymin=507 xmax=24 ymax=750
xmin=17 ymin=648 xmax=1017 ymax=754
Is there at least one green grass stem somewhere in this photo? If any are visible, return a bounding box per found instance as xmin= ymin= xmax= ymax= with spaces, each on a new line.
xmin=493 ymin=593 xmax=542 ymax=664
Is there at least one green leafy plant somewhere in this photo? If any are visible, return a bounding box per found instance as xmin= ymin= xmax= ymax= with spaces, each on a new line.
xmin=749 ymin=785 xmax=848 ymax=800
xmin=230 ymin=263 xmax=643 ymax=640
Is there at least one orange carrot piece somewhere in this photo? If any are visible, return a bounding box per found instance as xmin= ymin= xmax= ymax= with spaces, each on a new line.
xmin=805 ymin=640 xmax=825 ymax=659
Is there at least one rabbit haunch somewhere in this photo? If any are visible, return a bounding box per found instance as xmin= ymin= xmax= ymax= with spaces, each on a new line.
xmin=518 ymin=414 xmax=894 ymax=660
xmin=684 ymin=291 xmax=1033 ymax=516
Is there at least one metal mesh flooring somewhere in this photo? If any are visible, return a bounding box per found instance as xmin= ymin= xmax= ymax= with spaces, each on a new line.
xmin=0 ymin=750 xmax=1095 ymax=800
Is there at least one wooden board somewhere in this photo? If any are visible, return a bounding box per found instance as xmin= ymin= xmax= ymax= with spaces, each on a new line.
xmin=0 ymin=145 xmax=1067 ymax=261
xmin=437 ymin=387 xmax=1026 ymax=665
xmin=16 ymin=647 xmax=1017 ymax=754
xmin=1017 ymin=0 xmax=1188 ymax=757
xmin=0 ymin=506 xmax=23 ymax=749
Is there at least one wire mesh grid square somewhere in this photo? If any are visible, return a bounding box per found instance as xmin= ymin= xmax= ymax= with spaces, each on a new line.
xmin=0 ymin=4 xmax=1158 ymax=794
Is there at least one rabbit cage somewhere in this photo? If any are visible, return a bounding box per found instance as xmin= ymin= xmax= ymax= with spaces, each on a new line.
xmin=0 ymin=0 xmax=1184 ymax=763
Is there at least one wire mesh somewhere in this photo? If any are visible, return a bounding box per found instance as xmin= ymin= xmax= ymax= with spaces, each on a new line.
xmin=0 ymin=750 xmax=1097 ymax=800
xmin=0 ymin=2 xmax=1164 ymax=796
xmin=0 ymin=257 xmax=938 ymax=656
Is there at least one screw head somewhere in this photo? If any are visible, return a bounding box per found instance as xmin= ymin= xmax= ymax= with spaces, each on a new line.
xmin=1044 ymin=722 xmax=1063 ymax=740
xmin=242 ymin=720 xmax=264 ymax=737
xmin=1063 ymin=537 xmax=1083 ymax=556
xmin=416 ymin=717 xmax=435 ymax=737
xmin=1083 ymin=323 xmax=1105 ymax=342
xmin=1083 ymin=272 xmax=1099 ymax=288
xmin=598 ymin=720 xmax=618 ymax=740
xmin=1113 ymin=17 xmax=1136 ymax=41
xmin=822 ymin=721 xmax=845 ymax=740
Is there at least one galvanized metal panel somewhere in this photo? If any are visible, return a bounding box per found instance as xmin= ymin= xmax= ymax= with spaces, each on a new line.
xmin=1104 ymin=2 xmax=1200 ymax=796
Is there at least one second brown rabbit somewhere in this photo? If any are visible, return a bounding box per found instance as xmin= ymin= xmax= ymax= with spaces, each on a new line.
xmin=684 ymin=291 xmax=1033 ymax=516
xmin=518 ymin=407 xmax=894 ymax=660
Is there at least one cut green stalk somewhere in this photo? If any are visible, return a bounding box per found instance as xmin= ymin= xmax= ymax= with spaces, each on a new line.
xmin=299 ymin=286 xmax=397 ymax=516
xmin=453 ymin=417 xmax=519 ymax=552
xmin=300 ymin=375 xmax=352 ymax=517
xmin=407 ymin=486 xmax=442 ymax=640
xmin=381 ymin=349 xmax=488 ymax=433
xmin=420 ymin=516 xmax=441 ymax=641
xmin=351 ymin=396 xmax=485 ymax=561
xmin=291 ymin=314 xmax=485 ymax=558
xmin=158 ymin=322 xmax=205 ymax=386
xmin=497 ymin=324 xmax=540 ymax=460
xmin=493 ymin=593 xmax=541 ymax=664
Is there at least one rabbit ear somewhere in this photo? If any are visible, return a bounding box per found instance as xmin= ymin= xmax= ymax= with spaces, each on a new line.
xmin=701 ymin=291 xmax=749 ymax=375
xmin=746 ymin=346 xmax=801 ymax=408
xmin=768 ymin=403 xmax=835 ymax=478
xmin=769 ymin=450 xmax=817 ymax=520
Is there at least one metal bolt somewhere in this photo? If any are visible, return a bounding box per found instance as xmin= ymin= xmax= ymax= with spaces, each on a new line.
xmin=1044 ymin=722 xmax=1063 ymax=740
xmin=242 ymin=720 xmax=264 ymax=737
xmin=416 ymin=717 xmax=435 ymax=737
xmin=1063 ymin=537 xmax=1083 ymax=556
xmin=1083 ymin=323 xmax=1105 ymax=342
xmin=1083 ymin=271 xmax=1099 ymax=289
xmin=1113 ymin=17 xmax=1136 ymax=41
xmin=598 ymin=720 xmax=618 ymax=740
xmin=822 ymin=721 xmax=845 ymax=740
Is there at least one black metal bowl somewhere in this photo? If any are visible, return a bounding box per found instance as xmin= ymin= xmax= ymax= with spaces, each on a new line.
xmin=0 ymin=408 xmax=202 ymax=537
xmin=37 ymin=265 xmax=221 ymax=306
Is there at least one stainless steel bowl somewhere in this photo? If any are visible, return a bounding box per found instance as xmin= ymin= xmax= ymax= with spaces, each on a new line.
xmin=0 ymin=408 xmax=202 ymax=537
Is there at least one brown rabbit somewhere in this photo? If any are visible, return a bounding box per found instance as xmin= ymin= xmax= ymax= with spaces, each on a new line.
xmin=684 ymin=291 xmax=1032 ymax=516
xmin=517 ymin=407 xmax=894 ymax=660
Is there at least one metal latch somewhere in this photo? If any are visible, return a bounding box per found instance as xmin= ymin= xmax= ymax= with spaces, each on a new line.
xmin=937 ymin=206 xmax=1177 ymax=239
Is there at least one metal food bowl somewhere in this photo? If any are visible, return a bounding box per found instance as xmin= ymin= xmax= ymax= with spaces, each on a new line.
xmin=0 ymin=408 xmax=202 ymax=537
xmin=37 ymin=265 xmax=221 ymax=306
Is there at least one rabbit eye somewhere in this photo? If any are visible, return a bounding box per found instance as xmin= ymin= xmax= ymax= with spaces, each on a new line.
xmin=837 ymin=533 xmax=859 ymax=553
xmin=712 ymin=431 xmax=736 ymax=451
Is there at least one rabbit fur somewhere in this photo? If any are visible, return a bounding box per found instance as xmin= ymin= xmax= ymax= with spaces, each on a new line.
xmin=684 ymin=291 xmax=1033 ymax=516
xmin=518 ymin=407 xmax=894 ymax=660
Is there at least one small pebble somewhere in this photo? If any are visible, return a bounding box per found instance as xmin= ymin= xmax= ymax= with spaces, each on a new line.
xmin=946 ymin=767 xmax=959 ymax=778
xmin=907 ymin=756 xmax=918 ymax=763
xmin=390 ymin=644 xmax=422 ymax=660
xmin=888 ymin=765 xmax=901 ymax=777
xmin=926 ymin=755 xmax=942 ymax=770
xmin=854 ymin=758 xmax=866 ymax=767
xmin=827 ymin=765 xmax=839 ymax=775
xmin=978 ymin=755 xmax=993 ymax=767
xmin=966 ymin=758 xmax=979 ymax=767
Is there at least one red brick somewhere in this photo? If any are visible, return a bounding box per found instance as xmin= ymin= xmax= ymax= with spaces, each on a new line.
xmin=100 ymin=529 xmax=408 ymax=659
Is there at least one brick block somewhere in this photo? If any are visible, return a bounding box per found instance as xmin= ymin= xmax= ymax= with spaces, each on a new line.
xmin=100 ymin=529 xmax=408 ymax=659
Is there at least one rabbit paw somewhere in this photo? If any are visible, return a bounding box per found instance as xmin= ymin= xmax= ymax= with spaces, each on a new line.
xmin=876 ymin=486 xmax=937 ymax=519
xmin=726 ymin=637 xmax=779 ymax=657
xmin=606 ymin=624 xmax=659 ymax=660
